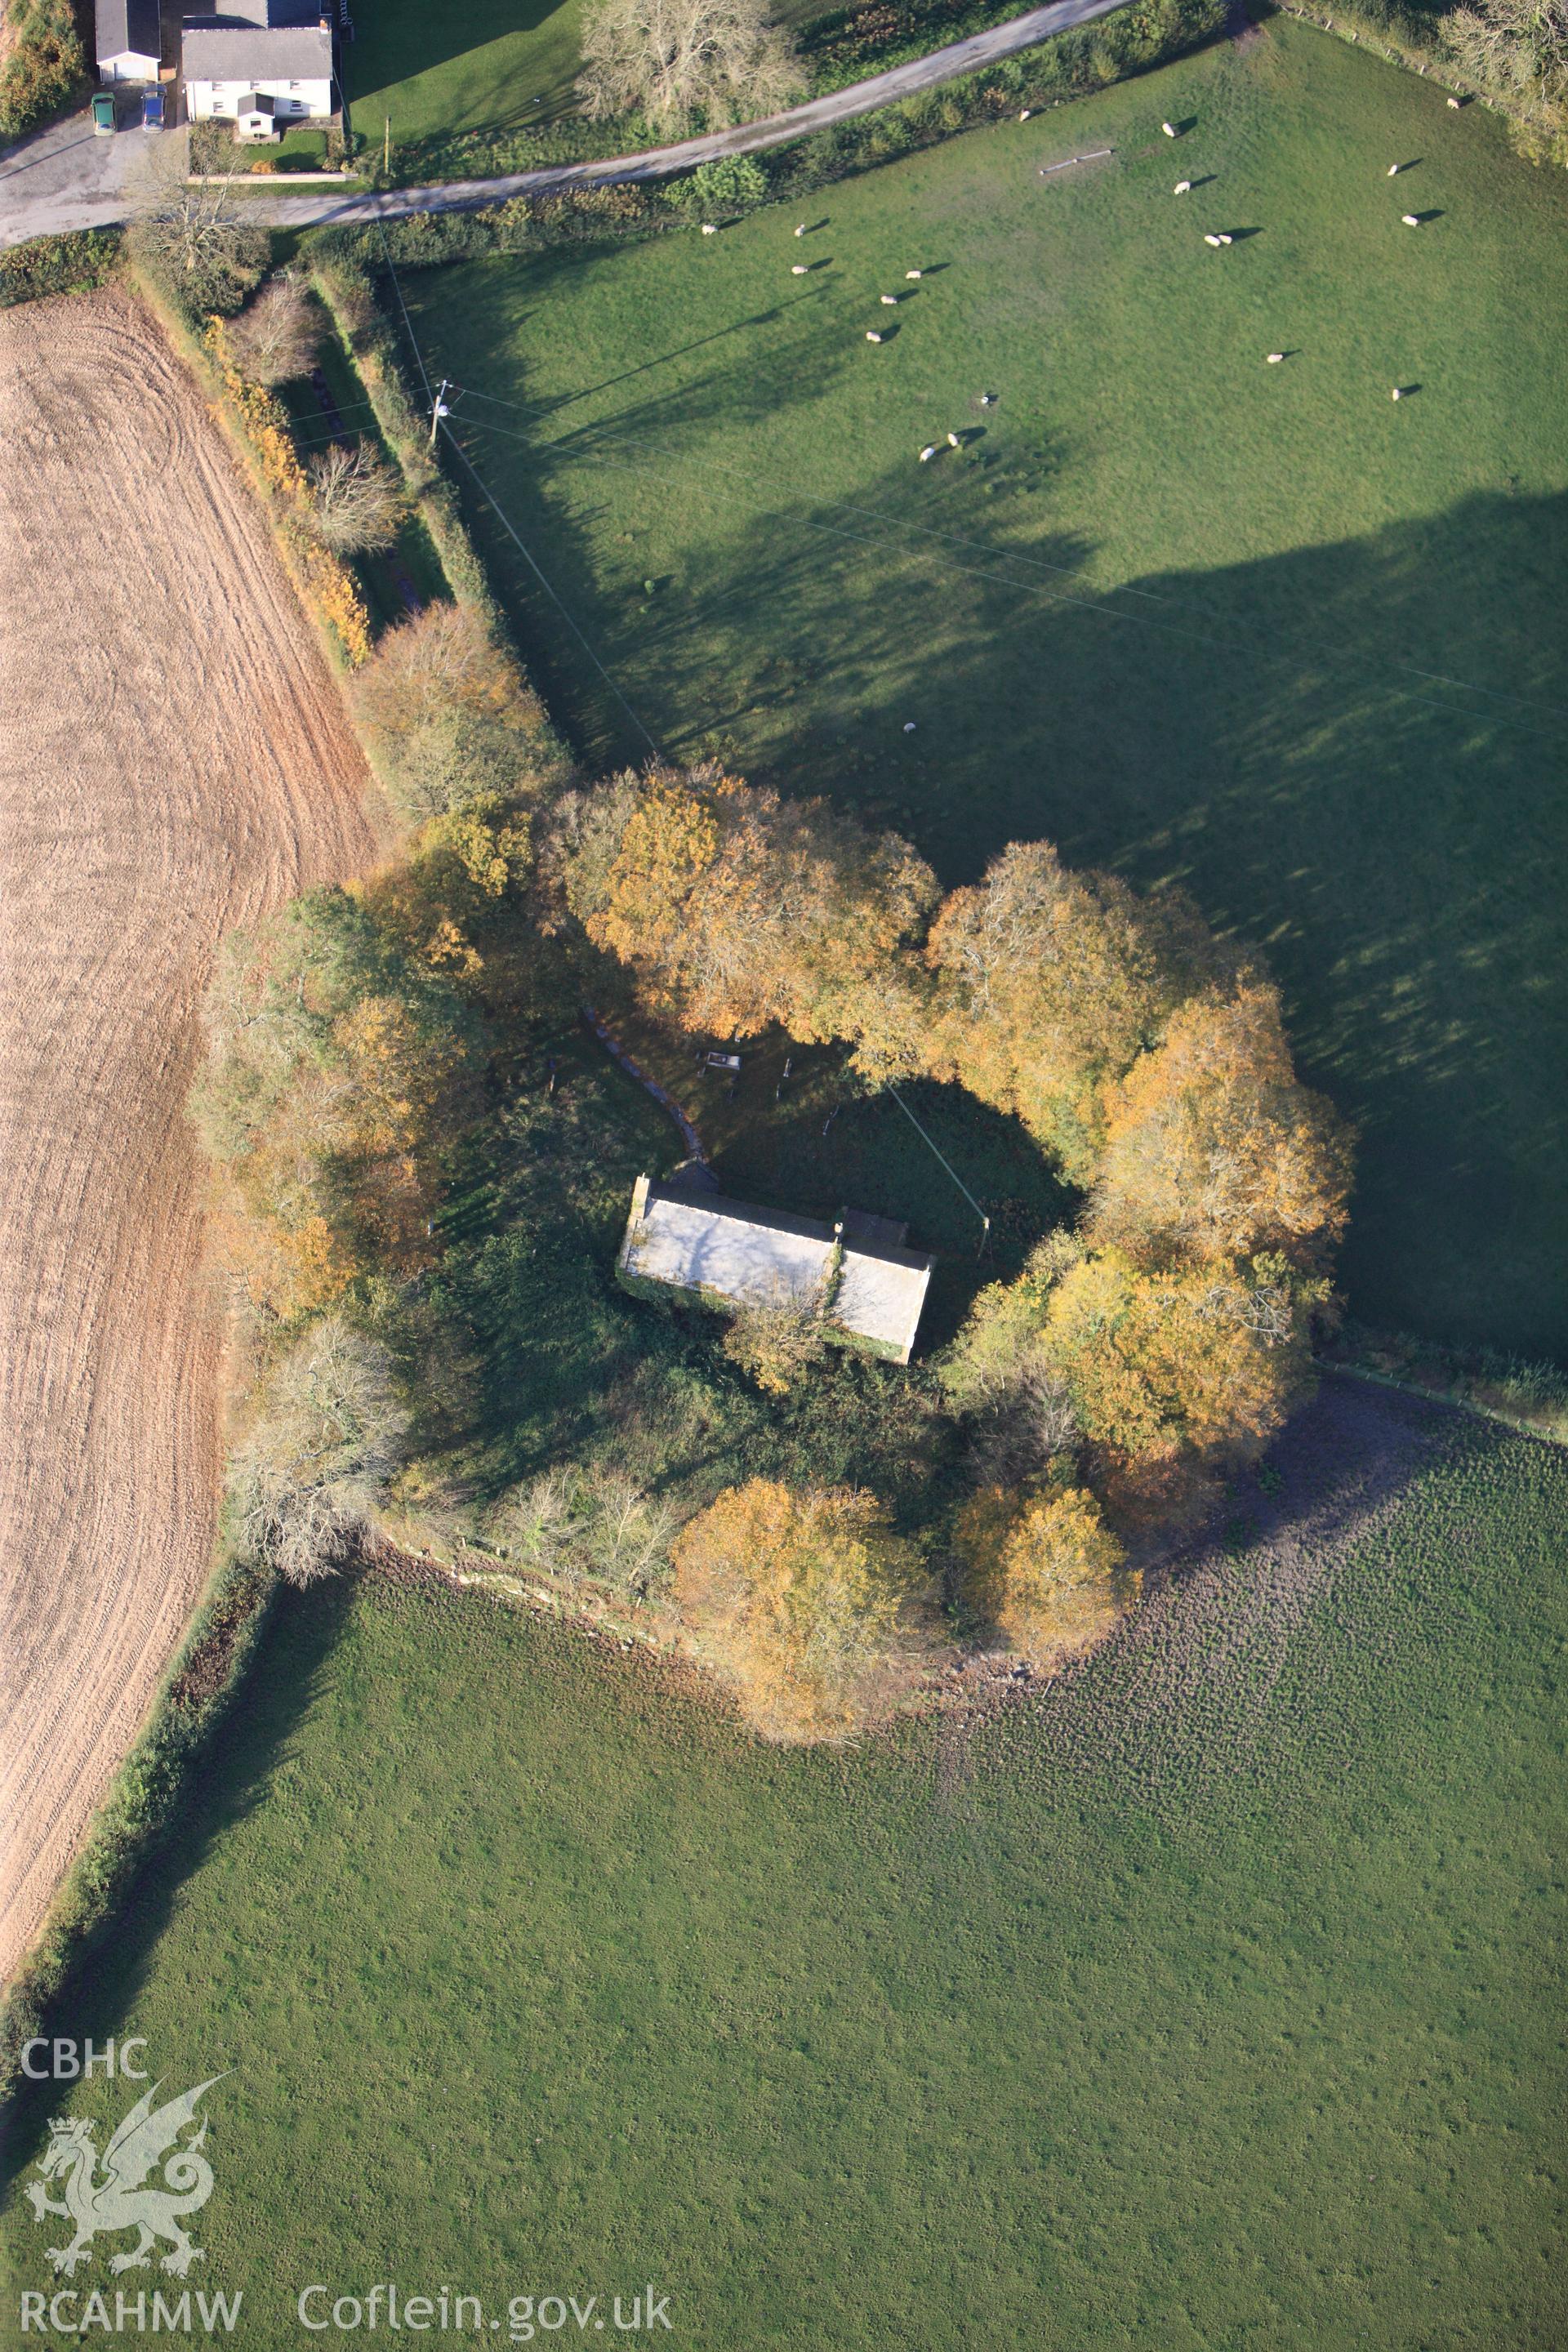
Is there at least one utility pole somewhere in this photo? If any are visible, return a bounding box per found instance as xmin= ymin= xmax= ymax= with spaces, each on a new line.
xmin=427 ymin=377 xmax=450 ymax=449
xmin=383 ymin=114 xmax=390 ymax=176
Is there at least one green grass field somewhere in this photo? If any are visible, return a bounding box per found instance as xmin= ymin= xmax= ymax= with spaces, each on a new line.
xmin=4 ymin=1388 xmax=1563 ymax=2346
xmin=403 ymin=20 xmax=1568 ymax=1361
xmin=344 ymin=0 xmax=836 ymax=148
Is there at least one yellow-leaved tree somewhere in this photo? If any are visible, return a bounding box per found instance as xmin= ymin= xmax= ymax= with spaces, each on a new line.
xmin=952 ymin=1482 xmax=1136 ymax=1665
xmin=1089 ymin=984 xmax=1353 ymax=1272
xmin=671 ymin=1478 xmax=943 ymax=1740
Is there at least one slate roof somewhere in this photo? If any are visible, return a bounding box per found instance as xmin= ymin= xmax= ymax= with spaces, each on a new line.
xmin=96 ymin=0 xmax=162 ymax=65
xmin=181 ymin=24 xmax=332 ymax=79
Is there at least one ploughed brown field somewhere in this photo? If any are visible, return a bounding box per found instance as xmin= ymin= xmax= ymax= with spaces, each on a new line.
xmin=0 ymin=291 xmax=376 ymax=1982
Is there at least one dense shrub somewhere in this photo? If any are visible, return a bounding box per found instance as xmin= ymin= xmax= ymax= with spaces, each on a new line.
xmin=0 ymin=0 xmax=86 ymax=144
xmin=0 ymin=225 xmax=118 ymax=308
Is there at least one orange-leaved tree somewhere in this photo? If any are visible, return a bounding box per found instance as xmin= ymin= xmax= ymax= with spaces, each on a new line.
xmin=1089 ymin=984 xmax=1354 ymax=1272
xmin=952 ymin=1482 xmax=1136 ymax=1665
xmin=922 ymin=842 xmax=1237 ymax=1183
xmin=550 ymin=763 xmax=937 ymax=1052
xmin=671 ymin=1478 xmax=943 ymax=1740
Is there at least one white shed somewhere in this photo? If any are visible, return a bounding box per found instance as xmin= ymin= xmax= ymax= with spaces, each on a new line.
xmin=96 ymin=0 xmax=162 ymax=82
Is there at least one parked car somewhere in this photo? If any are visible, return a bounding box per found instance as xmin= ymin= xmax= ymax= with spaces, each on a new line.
xmin=91 ymin=91 xmax=117 ymax=135
xmin=140 ymin=88 xmax=163 ymax=129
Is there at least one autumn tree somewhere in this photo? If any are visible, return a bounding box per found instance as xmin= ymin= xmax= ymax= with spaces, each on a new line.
xmin=547 ymin=762 xmax=936 ymax=1053
xmin=226 ymin=274 xmax=319 ymax=386
xmin=1089 ymin=984 xmax=1353 ymax=1274
xmin=229 ymin=1312 xmax=408 ymax=1584
xmin=353 ymin=604 xmax=566 ymax=831
xmin=1037 ymin=1243 xmax=1312 ymax=1526
xmin=720 ymin=1284 xmax=831 ymax=1397
xmin=1444 ymin=0 xmax=1568 ymax=151
xmin=671 ymin=1479 xmax=942 ymax=1739
xmin=923 ymin=843 xmax=1238 ymax=1183
xmin=193 ymin=886 xmax=480 ymax=1319
xmin=306 ymin=439 xmax=403 ymax=555
xmin=952 ymin=1482 xmax=1135 ymax=1665
xmin=577 ymin=0 xmax=803 ymax=131
xmin=127 ymin=139 xmax=267 ymax=316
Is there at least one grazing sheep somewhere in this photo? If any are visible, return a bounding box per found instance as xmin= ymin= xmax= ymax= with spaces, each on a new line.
xmin=1162 ymin=120 xmax=1178 ymax=136
xmin=1387 ymin=163 xmax=1401 ymax=175
xmin=1392 ymin=385 xmax=1403 ymax=399
xmin=1447 ymin=93 xmax=1461 ymax=106
xmin=866 ymin=331 xmax=884 ymax=343
xmin=1402 ymin=212 xmax=1421 ymax=225
xmin=1205 ymin=232 xmax=1232 ymax=247
xmin=1174 ymin=179 xmax=1192 ymax=194
xmin=795 ymin=222 xmax=807 ymax=236
xmin=906 ymin=269 xmax=923 ymax=279
xmin=1267 ymin=351 xmax=1285 ymax=363
xmin=701 ymin=223 xmax=718 ymax=235
xmin=919 ymin=444 xmax=938 ymax=461
xmin=880 ymin=293 xmax=899 ymax=305
xmin=947 ymin=431 xmax=960 ymax=447
xmin=978 ymin=392 xmax=996 ymax=405
xmin=1019 ymin=108 xmax=1032 ymax=122
xmin=903 ymin=721 xmax=917 ymax=733
xmin=791 ymin=264 xmax=808 ymax=274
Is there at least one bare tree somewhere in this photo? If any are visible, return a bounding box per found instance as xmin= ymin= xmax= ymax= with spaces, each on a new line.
xmin=229 ymin=1314 xmax=409 ymax=1585
xmin=227 ymin=274 xmax=320 ymax=386
xmin=1445 ymin=0 xmax=1568 ymax=116
xmin=305 ymin=439 xmax=403 ymax=555
xmin=126 ymin=134 xmax=267 ymax=315
xmin=577 ymin=0 xmax=803 ymax=131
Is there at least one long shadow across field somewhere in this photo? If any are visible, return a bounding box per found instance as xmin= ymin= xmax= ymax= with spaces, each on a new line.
xmin=450 ymin=431 xmax=1568 ymax=1357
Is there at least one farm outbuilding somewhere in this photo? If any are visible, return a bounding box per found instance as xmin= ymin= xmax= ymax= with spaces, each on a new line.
xmin=617 ymin=1176 xmax=934 ymax=1364
xmin=96 ymin=0 xmax=162 ymax=82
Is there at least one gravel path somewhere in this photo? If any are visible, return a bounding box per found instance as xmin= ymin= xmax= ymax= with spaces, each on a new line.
xmin=0 ymin=0 xmax=1129 ymax=249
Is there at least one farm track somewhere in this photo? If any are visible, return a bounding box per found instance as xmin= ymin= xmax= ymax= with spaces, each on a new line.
xmin=0 ymin=291 xmax=376 ymax=1984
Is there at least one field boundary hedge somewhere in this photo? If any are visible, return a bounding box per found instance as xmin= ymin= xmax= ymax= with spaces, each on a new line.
xmin=0 ymin=1545 xmax=276 ymax=2103
xmin=0 ymin=225 xmax=121 ymax=309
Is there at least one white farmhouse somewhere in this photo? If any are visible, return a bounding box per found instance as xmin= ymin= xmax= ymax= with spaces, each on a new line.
xmin=96 ymin=0 xmax=163 ymax=83
xmin=182 ymin=6 xmax=336 ymax=136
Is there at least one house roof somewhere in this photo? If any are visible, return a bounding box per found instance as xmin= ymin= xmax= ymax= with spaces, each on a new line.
xmin=619 ymin=1179 xmax=934 ymax=1364
xmin=181 ymin=24 xmax=332 ymax=79
xmin=96 ymin=0 xmax=162 ymax=65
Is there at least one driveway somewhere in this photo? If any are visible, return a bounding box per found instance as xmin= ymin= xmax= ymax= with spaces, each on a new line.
xmin=0 ymin=102 xmax=149 ymax=246
xmin=0 ymin=0 xmax=1129 ymax=250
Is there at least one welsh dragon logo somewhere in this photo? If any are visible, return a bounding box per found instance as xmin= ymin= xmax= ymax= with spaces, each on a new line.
xmin=25 ymin=2077 xmax=225 ymax=2278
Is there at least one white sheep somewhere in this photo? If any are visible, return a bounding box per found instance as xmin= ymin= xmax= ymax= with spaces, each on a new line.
xmin=919 ymin=444 xmax=938 ymax=461
xmin=1205 ymin=232 xmax=1232 ymax=247
xmin=1267 ymin=351 xmax=1285 ymax=363
xmin=1391 ymin=385 xmax=1404 ymax=399
xmin=1402 ymin=212 xmax=1421 ymax=225
xmin=1174 ymin=179 xmax=1191 ymax=194
xmin=1162 ymin=120 xmax=1178 ymax=136
xmin=866 ymin=331 xmax=884 ymax=343
xmin=880 ymin=293 xmax=899 ymax=305
xmin=947 ymin=431 xmax=960 ymax=447
xmin=795 ymin=222 xmax=807 ymax=236
xmin=1019 ymin=109 xmax=1032 ymax=122
xmin=903 ymin=721 xmax=917 ymax=733
xmin=1447 ymin=93 xmax=1461 ymax=107
xmin=701 ymin=223 xmax=718 ymax=235
xmin=978 ymin=392 xmax=996 ymax=405
xmin=791 ymin=263 xmax=808 ymax=274
xmin=906 ymin=268 xmax=923 ymax=279
xmin=1387 ymin=163 xmax=1401 ymax=176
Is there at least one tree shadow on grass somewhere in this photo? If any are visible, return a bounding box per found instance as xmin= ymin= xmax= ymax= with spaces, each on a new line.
xmin=458 ymin=448 xmax=1568 ymax=1357
xmin=0 ymin=1576 xmax=358 ymax=2194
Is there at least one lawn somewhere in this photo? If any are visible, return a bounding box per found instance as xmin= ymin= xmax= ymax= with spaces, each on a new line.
xmin=401 ymin=18 xmax=1568 ymax=1361
xmin=343 ymin=0 xmax=848 ymax=149
xmin=3 ymin=1386 xmax=1563 ymax=2346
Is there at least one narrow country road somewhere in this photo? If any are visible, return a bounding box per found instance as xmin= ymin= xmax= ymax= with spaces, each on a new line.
xmin=0 ymin=0 xmax=1129 ymax=250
